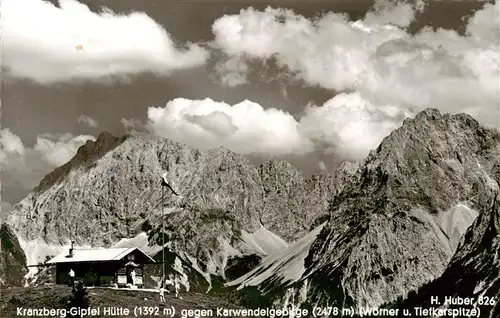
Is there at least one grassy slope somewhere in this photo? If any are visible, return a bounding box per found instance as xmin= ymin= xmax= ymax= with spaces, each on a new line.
xmin=0 ymin=285 xmax=249 ymax=318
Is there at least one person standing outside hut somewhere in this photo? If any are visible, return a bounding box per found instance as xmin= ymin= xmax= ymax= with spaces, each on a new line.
xmin=69 ymin=269 xmax=75 ymax=289
xmin=131 ymin=269 xmax=136 ymax=288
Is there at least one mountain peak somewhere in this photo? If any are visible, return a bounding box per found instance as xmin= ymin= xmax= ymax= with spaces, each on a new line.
xmin=367 ymin=108 xmax=499 ymax=166
xmin=414 ymin=107 xmax=441 ymax=120
xmin=410 ymin=108 xmax=479 ymax=128
xmin=35 ymin=132 xmax=127 ymax=194
xmin=408 ymin=108 xmax=481 ymax=131
xmin=95 ymin=131 xmax=120 ymax=142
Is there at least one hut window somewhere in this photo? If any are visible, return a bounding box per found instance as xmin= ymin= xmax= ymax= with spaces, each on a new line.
xmin=127 ymin=254 xmax=135 ymax=261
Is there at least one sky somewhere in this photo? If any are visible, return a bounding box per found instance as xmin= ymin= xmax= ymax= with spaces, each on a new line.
xmin=1 ymin=0 xmax=499 ymax=213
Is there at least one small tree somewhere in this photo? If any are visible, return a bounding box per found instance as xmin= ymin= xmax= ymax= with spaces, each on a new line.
xmin=67 ymin=281 xmax=91 ymax=317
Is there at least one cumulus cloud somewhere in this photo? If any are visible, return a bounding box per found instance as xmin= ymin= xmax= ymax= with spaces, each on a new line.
xmin=77 ymin=115 xmax=99 ymax=128
xmin=213 ymin=56 xmax=250 ymax=87
xmin=146 ymin=98 xmax=313 ymax=155
xmin=1 ymin=0 xmax=209 ymax=83
xmin=121 ymin=118 xmax=149 ymax=134
xmin=363 ymin=0 xmax=425 ymax=28
xmin=0 ymin=129 xmax=95 ymax=191
xmin=211 ymin=3 xmax=410 ymax=92
xmin=143 ymin=92 xmax=407 ymax=159
xmin=299 ymin=92 xmax=409 ymax=159
xmin=0 ymin=129 xmax=25 ymax=154
xmin=115 ymin=1 xmax=499 ymax=162
xmin=211 ymin=0 xmax=500 ymax=129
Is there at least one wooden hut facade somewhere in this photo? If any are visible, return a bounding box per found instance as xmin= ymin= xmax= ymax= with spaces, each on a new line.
xmin=47 ymin=245 xmax=155 ymax=287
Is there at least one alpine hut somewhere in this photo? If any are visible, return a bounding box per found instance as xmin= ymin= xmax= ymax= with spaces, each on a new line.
xmin=46 ymin=242 xmax=155 ymax=288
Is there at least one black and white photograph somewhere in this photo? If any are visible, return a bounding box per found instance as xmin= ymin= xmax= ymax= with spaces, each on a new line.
xmin=0 ymin=0 xmax=499 ymax=317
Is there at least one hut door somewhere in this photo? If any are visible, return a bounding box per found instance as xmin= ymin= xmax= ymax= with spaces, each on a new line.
xmin=126 ymin=267 xmax=133 ymax=284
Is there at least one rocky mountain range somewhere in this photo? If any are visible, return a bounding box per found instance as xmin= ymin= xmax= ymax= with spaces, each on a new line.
xmin=2 ymin=108 xmax=499 ymax=314
xmin=3 ymin=128 xmax=351 ymax=291
xmin=225 ymin=109 xmax=500 ymax=311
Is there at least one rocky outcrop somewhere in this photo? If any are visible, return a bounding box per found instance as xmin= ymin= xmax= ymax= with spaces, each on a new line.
xmin=231 ymin=109 xmax=500 ymax=310
xmin=386 ymin=194 xmax=499 ymax=317
xmin=0 ymin=222 xmax=28 ymax=287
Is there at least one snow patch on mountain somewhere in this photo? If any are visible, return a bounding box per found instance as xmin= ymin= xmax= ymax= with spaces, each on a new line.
xmin=113 ymin=232 xmax=149 ymax=249
xmin=112 ymin=232 xmax=162 ymax=255
xmin=409 ymin=203 xmax=479 ymax=256
xmin=227 ymin=222 xmax=326 ymax=290
xmin=439 ymin=203 xmax=479 ymax=252
xmin=210 ymin=236 xmax=243 ymax=278
xmin=240 ymin=226 xmax=288 ymax=256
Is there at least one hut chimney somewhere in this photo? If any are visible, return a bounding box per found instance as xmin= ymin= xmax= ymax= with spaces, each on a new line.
xmin=69 ymin=240 xmax=75 ymax=257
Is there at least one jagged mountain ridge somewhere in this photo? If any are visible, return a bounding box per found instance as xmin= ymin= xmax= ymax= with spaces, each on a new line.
xmin=230 ymin=109 xmax=500 ymax=310
xmin=6 ymin=131 xmax=348 ymax=286
xmin=34 ymin=132 xmax=127 ymax=195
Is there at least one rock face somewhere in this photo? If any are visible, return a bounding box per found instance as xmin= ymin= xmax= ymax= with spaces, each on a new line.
xmin=5 ymin=132 xmax=342 ymax=287
xmin=230 ymin=109 xmax=500 ymax=310
xmin=387 ymin=195 xmax=500 ymax=317
xmin=0 ymin=222 xmax=28 ymax=287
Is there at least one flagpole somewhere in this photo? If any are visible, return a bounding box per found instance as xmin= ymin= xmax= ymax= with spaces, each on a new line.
xmin=162 ymin=183 xmax=165 ymax=289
